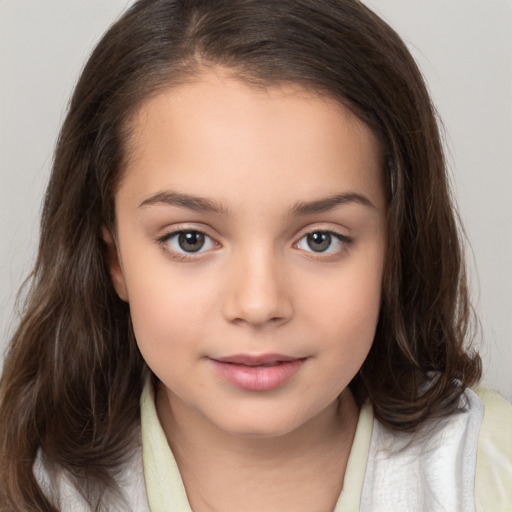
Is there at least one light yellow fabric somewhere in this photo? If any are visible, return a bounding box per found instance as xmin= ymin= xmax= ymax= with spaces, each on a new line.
xmin=140 ymin=381 xmax=192 ymax=512
xmin=140 ymin=381 xmax=512 ymax=511
xmin=333 ymin=401 xmax=373 ymax=511
xmin=474 ymin=387 xmax=512 ymax=512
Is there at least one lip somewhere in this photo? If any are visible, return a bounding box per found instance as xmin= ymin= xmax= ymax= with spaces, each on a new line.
xmin=214 ymin=353 xmax=301 ymax=366
xmin=209 ymin=354 xmax=307 ymax=391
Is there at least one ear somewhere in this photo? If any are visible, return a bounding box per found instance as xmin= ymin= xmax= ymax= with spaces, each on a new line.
xmin=102 ymin=227 xmax=129 ymax=302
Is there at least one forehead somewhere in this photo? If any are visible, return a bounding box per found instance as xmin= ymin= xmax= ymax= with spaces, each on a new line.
xmin=119 ymin=69 xmax=385 ymax=212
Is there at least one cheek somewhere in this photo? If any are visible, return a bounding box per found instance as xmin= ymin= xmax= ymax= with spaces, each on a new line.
xmin=305 ymin=250 xmax=383 ymax=362
xmin=122 ymin=257 xmax=219 ymax=368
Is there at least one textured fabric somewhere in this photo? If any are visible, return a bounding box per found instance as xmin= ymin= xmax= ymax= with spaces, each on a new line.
xmin=33 ymin=383 xmax=511 ymax=511
xmin=33 ymin=441 xmax=149 ymax=511
xmin=141 ymin=384 xmax=511 ymax=512
xmin=360 ymin=389 xmax=484 ymax=512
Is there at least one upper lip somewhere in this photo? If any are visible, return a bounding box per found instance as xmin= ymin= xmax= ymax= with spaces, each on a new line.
xmin=212 ymin=354 xmax=304 ymax=366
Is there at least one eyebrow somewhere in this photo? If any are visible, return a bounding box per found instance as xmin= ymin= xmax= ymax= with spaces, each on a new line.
xmin=139 ymin=190 xmax=374 ymax=216
xmin=290 ymin=192 xmax=375 ymax=216
xmin=139 ymin=191 xmax=231 ymax=215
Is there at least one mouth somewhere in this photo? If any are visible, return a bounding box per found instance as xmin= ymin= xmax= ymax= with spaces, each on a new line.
xmin=209 ymin=354 xmax=307 ymax=391
xmin=214 ymin=353 xmax=302 ymax=366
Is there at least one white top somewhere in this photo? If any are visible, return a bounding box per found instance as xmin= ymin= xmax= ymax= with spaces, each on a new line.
xmin=34 ymin=381 xmax=512 ymax=511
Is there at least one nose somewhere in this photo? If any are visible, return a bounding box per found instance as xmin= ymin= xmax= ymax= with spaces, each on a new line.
xmin=222 ymin=248 xmax=293 ymax=328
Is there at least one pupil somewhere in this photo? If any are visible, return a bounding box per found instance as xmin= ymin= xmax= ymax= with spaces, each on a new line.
xmin=178 ymin=232 xmax=205 ymax=252
xmin=307 ymin=232 xmax=331 ymax=252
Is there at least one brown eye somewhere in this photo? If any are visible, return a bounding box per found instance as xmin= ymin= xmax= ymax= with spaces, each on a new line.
xmin=178 ymin=231 xmax=205 ymax=253
xmin=296 ymin=230 xmax=352 ymax=256
xmin=306 ymin=232 xmax=332 ymax=252
xmin=161 ymin=229 xmax=217 ymax=256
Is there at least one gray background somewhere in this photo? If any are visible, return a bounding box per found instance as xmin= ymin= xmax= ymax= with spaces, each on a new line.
xmin=1 ymin=1 xmax=511 ymax=400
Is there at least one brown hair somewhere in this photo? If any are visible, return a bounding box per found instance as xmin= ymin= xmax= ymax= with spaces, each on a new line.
xmin=0 ymin=0 xmax=481 ymax=509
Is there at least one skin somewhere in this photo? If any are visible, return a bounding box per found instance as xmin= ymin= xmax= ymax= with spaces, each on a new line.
xmin=106 ymin=69 xmax=387 ymax=511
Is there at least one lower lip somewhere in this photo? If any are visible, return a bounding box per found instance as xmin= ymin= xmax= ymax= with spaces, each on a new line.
xmin=210 ymin=359 xmax=306 ymax=391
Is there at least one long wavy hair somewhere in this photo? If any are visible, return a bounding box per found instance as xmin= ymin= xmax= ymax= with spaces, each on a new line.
xmin=0 ymin=0 xmax=481 ymax=509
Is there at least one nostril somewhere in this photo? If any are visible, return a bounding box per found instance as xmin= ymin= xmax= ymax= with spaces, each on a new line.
xmin=221 ymin=259 xmax=294 ymax=326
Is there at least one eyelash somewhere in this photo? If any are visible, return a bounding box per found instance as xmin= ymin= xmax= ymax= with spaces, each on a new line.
xmin=157 ymin=226 xmax=353 ymax=262
xmin=295 ymin=230 xmax=353 ymax=259
xmin=157 ymin=226 xmax=217 ymax=262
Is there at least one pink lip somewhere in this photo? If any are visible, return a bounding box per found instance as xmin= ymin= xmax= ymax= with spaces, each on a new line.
xmin=210 ymin=354 xmax=307 ymax=391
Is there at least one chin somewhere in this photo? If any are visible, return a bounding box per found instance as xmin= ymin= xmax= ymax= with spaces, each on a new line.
xmin=211 ymin=410 xmax=310 ymax=439
xmin=227 ymin=424 xmax=299 ymax=439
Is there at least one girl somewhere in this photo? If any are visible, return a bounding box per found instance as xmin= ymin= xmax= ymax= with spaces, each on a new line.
xmin=0 ymin=0 xmax=510 ymax=510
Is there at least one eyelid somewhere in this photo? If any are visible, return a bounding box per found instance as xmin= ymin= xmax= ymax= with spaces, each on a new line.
xmin=157 ymin=224 xmax=221 ymax=261
xmin=293 ymin=226 xmax=353 ymax=257
xmin=292 ymin=223 xmax=351 ymax=242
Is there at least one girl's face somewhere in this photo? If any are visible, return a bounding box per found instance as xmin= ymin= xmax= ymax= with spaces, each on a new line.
xmin=108 ymin=70 xmax=387 ymax=438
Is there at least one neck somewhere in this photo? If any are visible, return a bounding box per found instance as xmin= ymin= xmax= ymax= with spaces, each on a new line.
xmin=156 ymin=384 xmax=360 ymax=512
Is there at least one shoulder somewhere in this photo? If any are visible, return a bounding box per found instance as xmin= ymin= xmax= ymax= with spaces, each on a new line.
xmin=473 ymin=386 xmax=512 ymax=512
xmin=33 ymin=434 xmax=149 ymax=512
xmin=361 ymin=387 xmax=500 ymax=512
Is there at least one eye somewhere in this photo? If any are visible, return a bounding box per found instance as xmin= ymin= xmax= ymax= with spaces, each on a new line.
xmin=296 ymin=230 xmax=351 ymax=254
xmin=161 ymin=229 xmax=217 ymax=255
